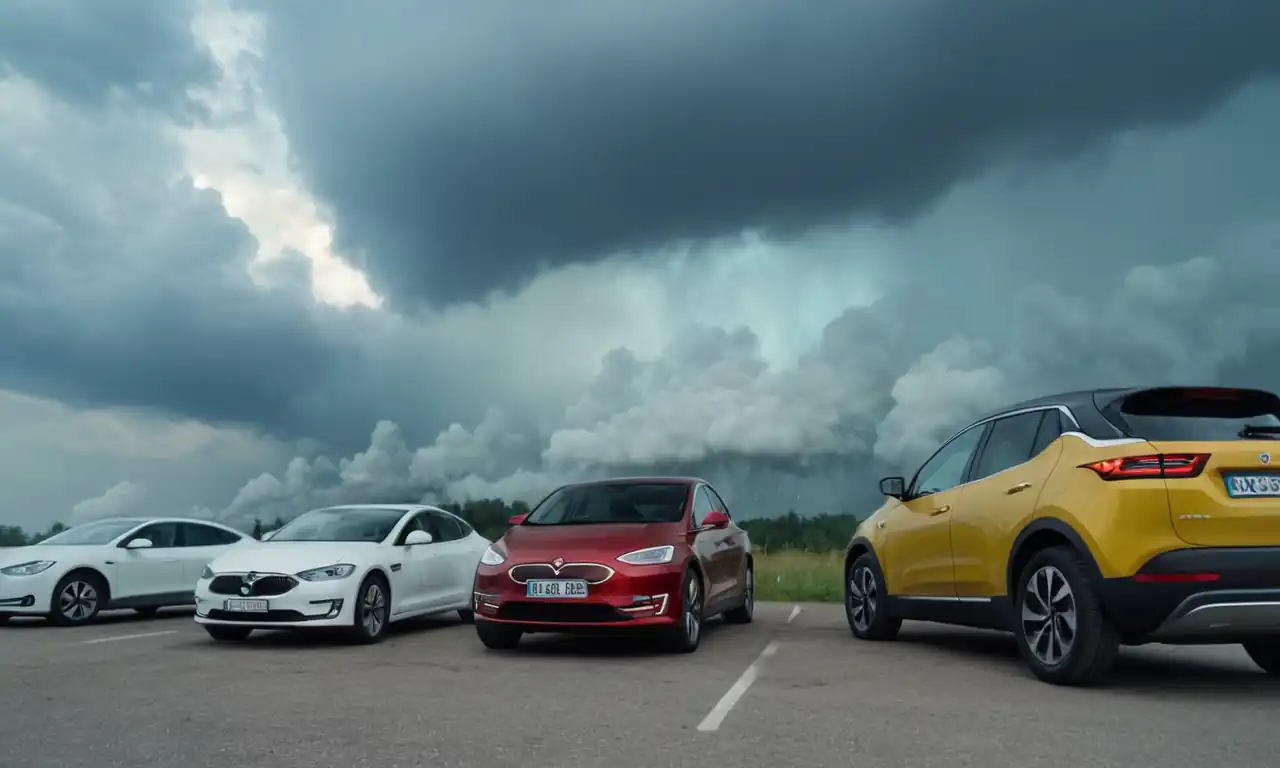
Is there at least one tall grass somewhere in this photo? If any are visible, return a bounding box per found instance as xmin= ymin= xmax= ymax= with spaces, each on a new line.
xmin=754 ymin=549 xmax=844 ymax=602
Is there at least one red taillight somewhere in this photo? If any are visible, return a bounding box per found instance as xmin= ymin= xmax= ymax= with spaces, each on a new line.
xmin=1132 ymin=572 xmax=1220 ymax=584
xmin=1080 ymin=453 xmax=1210 ymax=480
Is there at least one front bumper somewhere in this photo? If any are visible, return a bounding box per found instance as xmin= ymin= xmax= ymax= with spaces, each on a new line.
xmin=472 ymin=559 xmax=685 ymax=633
xmin=0 ymin=570 xmax=60 ymax=615
xmin=1099 ymin=546 xmax=1280 ymax=643
xmin=194 ymin=573 xmax=358 ymax=629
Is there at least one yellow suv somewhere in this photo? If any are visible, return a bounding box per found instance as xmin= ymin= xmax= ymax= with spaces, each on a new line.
xmin=844 ymin=386 xmax=1280 ymax=686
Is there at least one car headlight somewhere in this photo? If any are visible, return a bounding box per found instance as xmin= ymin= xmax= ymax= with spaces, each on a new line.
xmin=0 ymin=560 xmax=57 ymax=577
xmin=480 ymin=545 xmax=506 ymax=566
xmin=295 ymin=564 xmax=357 ymax=581
xmin=617 ymin=545 xmax=675 ymax=565
xmin=200 ymin=564 xmax=216 ymax=580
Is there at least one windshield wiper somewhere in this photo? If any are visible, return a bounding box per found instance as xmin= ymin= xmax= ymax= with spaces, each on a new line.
xmin=1239 ymin=424 xmax=1280 ymax=439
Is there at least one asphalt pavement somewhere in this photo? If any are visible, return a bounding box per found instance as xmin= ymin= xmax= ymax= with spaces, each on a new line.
xmin=2 ymin=602 xmax=1279 ymax=768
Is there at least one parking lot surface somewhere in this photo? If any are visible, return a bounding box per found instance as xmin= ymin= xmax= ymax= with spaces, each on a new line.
xmin=2 ymin=602 xmax=1278 ymax=768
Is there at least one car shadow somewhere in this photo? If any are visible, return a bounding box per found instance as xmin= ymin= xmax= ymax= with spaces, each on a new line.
xmin=2 ymin=606 xmax=195 ymax=629
xmin=198 ymin=613 xmax=466 ymax=649
xmin=896 ymin=626 xmax=1280 ymax=698
xmin=502 ymin=616 xmax=731 ymax=659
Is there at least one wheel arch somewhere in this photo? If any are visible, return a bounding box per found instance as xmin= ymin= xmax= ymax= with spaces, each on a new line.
xmin=57 ymin=566 xmax=113 ymax=603
xmin=1006 ymin=518 xmax=1103 ymax=598
xmin=845 ymin=537 xmax=877 ymax=576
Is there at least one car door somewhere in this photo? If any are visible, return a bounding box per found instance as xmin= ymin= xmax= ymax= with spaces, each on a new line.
xmin=951 ymin=410 xmax=1065 ymax=598
xmin=704 ymin=485 xmax=747 ymax=600
xmin=882 ymin=422 xmax=988 ymax=598
xmin=176 ymin=523 xmax=244 ymax=590
xmin=388 ymin=512 xmax=435 ymax=616
xmin=113 ymin=523 xmax=186 ymax=601
xmin=428 ymin=511 xmax=473 ymax=606
xmin=688 ymin=484 xmax=735 ymax=605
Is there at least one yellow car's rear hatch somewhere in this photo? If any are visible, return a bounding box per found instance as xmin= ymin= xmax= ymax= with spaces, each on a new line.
xmin=1090 ymin=386 xmax=1280 ymax=547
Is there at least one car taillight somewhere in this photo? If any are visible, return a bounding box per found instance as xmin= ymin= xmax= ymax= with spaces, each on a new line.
xmin=1080 ymin=453 xmax=1210 ymax=480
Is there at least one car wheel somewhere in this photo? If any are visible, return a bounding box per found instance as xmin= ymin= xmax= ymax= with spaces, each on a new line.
xmin=48 ymin=571 xmax=107 ymax=626
xmin=663 ymin=568 xmax=704 ymax=653
xmin=846 ymin=553 xmax=901 ymax=641
xmin=1242 ymin=639 xmax=1280 ymax=676
xmin=0 ymin=613 xmax=11 ymax=625
xmin=133 ymin=607 xmax=160 ymax=618
xmin=347 ymin=573 xmax=391 ymax=645
xmin=457 ymin=609 xmax=475 ymax=624
xmin=1013 ymin=546 xmax=1119 ymax=686
xmin=723 ymin=561 xmax=754 ymax=624
xmin=205 ymin=625 xmax=253 ymax=642
xmin=475 ymin=620 xmax=522 ymax=650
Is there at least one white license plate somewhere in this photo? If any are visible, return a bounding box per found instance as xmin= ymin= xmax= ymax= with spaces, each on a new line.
xmin=1225 ymin=473 xmax=1280 ymax=498
xmin=526 ymin=579 xmax=588 ymax=599
xmin=224 ymin=598 xmax=268 ymax=612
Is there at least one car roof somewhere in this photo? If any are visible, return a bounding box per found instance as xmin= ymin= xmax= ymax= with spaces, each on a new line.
xmin=309 ymin=504 xmax=440 ymax=513
xmin=564 ymin=476 xmax=705 ymax=488
xmin=76 ymin=517 xmax=242 ymax=530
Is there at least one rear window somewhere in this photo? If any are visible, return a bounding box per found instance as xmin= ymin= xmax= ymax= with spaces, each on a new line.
xmin=1100 ymin=387 xmax=1280 ymax=441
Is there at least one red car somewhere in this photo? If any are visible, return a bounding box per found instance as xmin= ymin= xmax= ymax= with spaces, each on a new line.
xmin=471 ymin=477 xmax=754 ymax=652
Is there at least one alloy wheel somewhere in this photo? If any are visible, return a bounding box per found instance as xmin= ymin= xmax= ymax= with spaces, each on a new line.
xmin=59 ymin=580 xmax=98 ymax=622
xmin=847 ymin=565 xmax=876 ymax=632
xmin=743 ymin=568 xmax=754 ymax=615
xmin=1021 ymin=565 xmax=1077 ymax=667
xmin=361 ymin=582 xmax=387 ymax=637
xmin=684 ymin=576 xmax=702 ymax=644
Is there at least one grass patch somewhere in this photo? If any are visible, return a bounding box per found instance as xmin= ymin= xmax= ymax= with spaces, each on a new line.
xmin=754 ymin=549 xmax=844 ymax=603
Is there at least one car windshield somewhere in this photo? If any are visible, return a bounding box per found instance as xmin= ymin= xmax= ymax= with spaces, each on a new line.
xmin=524 ymin=482 xmax=688 ymax=525
xmin=37 ymin=519 xmax=146 ymax=546
xmin=269 ymin=507 xmax=406 ymax=542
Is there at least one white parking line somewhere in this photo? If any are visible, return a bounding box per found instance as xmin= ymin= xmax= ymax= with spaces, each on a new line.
xmin=77 ymin=630 xmax=177 ymax=645
xmin=696 ymin=640 xmax=780 ymax=732
xmin=787 ymin=605 xmax=801 ymax=623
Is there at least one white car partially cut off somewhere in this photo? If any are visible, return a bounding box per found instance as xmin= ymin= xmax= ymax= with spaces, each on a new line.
xmin=195 ymin=504 xmax=490 ymax=643
xmin=0 ymin=517 xmax=253 ymax=625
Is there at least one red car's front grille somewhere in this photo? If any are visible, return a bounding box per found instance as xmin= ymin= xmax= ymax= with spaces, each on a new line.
xmin=507 ymin=563 xmax=614 ymax=584
xmin=497 ymin=602 xmax=630 ymax=623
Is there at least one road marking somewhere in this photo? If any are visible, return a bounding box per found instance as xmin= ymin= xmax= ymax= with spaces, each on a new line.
xmin=696 ymin=640 xmax=780 ymax=732
xmin=77 ymin=630 xmax=177 ymax=645
xmin=787 ymin=604 xmax=801 ymax=623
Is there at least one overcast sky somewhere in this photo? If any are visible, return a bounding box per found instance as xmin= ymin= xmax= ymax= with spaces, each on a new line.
xmin=3 ymin=0 xmax=1280 ymax=531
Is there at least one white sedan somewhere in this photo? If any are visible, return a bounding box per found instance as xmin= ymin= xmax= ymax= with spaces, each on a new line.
xmin=0 ymin=517 xmax=253 ymax=626
xmin=195 ymin=504 xmax=491 ymax=644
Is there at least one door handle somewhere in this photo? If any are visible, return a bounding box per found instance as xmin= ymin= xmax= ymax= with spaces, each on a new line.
xmin=930 ymin=505 xmax=950 ymax=516
xmin=1005 ymin=482 xmax=1033 ymax=495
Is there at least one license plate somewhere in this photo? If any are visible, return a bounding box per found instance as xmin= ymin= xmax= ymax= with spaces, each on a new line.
xmin=526 ymin=580 xmax=588 ymax=599
xmin=224 ymin=598 xmax=268 ymax=612
xmin=1225 ymin=473 xmax=1280 ymax=498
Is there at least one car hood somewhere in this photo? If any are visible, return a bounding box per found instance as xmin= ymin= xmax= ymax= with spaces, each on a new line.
xmin=501 ymin=522 xmax=679 ymax=561
xmin=208 ymin=541 xmax=371 ymax=575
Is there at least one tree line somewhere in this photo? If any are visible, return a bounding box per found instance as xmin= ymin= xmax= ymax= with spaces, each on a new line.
xmin=2 ymin=503 xmax=861 ymax=554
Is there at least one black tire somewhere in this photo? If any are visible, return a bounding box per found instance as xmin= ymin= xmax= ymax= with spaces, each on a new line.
xmin=204 ymin=625 xmax=253 ymax=642
xmin=348 ymin=573 xmax=391 ymax=645
xmin=1012 ymin=546 xmax=1120 ymax=686
xmin=475 ymin=620 xmax=522 ymax=649
xmin=1242 ymin=640 xmax=1280 ymax=676
xmin=723 ymin=560 xmax=754 ymax=624
xmin=457 ymin=609 xmax=475 ymax=624
xmin=0 ymin=613 xmax=11 ymax=625
xmin=47 ymin=570 xmax=108 ymax=626
xmin=133 ymin=607 xmax=160 ymax=618
xmin=846 ymin=553 xmax=901 ymax=641
xmin=662 ymin=568 xmax=705 ymax=653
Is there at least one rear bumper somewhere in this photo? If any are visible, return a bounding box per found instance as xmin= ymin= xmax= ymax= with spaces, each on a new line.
xmin=1098 ymin=546 xmax=1280 ymax=642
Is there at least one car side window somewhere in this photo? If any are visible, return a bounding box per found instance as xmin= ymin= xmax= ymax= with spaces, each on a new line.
xmin=179 ymin=523 xmax=240 ymax=547
xmin=1029 ymin=409 xmax=1063 ymax=457
xmin=691 ymin=486 xmax=715 ymax=527
xmin=972 ymin=411 xmax=1046 ymax=481
xmin=431 ymin=512 xmax=465 ymax=542
xmin=128 ymin=522 xmax=178 ymax=548
xmin=705 ymin=486 xmax=732 ymax=521
xmin=910 ymin=425 xmax=987 ymax=498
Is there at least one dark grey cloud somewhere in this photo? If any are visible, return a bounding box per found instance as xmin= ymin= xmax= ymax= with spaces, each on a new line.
xmin=253 ymin=0 xmax=1280 ymax=304
xmin=0 ymin=0 xmax=217 ymax=114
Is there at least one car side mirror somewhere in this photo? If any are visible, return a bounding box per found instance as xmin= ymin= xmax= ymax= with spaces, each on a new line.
xmin=879 ymin=476 xmax=906 ymax=500
xmin=701 ymin=510 xmax=731 ymax=530
xmin=404 ymin=530 xmax=433 ymax=546
xmin=507 ymin=513 xmax=528 ymax=526
xmin=124 ymin=538 xmax=154 ymax=550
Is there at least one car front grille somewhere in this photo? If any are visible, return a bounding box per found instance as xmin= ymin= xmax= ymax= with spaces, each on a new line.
xmin=496 ymin=602 xmax=630 ymax=623
xmin=507 ymin=563 xmax=614 ymax=584
xmin=208 ymin=575 xmax=298 ymax=597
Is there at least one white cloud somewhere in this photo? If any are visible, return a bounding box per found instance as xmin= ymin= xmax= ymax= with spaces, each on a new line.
xmin=70 ymin=481 xmax=147 ymax=525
